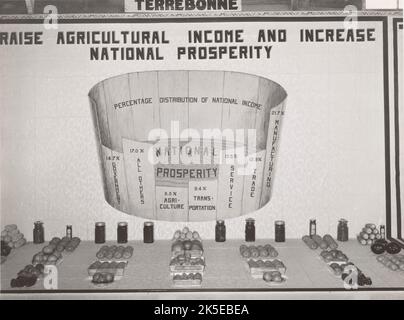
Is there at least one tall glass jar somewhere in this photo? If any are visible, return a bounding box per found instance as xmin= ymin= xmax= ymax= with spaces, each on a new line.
xmin=245 ymin=218 xmax=255 ymax=242
xmin=337 ymin=219 xmax=349 ymax=241
xmin=33 ymin=221 xmax=45 ymax=244
xmin=215 ymin=220 xmax=226 ymax=242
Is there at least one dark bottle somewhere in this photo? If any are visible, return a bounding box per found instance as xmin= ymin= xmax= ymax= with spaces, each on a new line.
xmin=215 ymin=220 xmax=226 ymax=242
xmin=66 ymin=225 xmax=72 ymax=239
xmin=380 ymin=225 xmax=386 ymax=240
xmin=117 ymin=222 xmax=128 ymax=243
xmin=245 ymin=218 xmax=255 ymax=242
xmin=94 ymin=222 xmax=106 ymax=244
xmin=33 ymin=221 xmax=45 ymax=244
xmin=143 ymin=221 xmax=154 ymax=243
xmin=309 ymin=219 xmax=316 ymax=238
xmin=275 ymin=220 xmax=285 ymax=242
xmin=337 ymin=219 xmax=349 ymax=241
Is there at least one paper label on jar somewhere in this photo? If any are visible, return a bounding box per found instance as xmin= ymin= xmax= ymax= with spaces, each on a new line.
xmin=122 ymin=138 xmax=156 ymax=219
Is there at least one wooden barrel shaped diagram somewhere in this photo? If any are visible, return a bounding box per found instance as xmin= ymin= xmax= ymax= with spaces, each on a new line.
xmin=89 ymin=71 xmax=287 ymax=221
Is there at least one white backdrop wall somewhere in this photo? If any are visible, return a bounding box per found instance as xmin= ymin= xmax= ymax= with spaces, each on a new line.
xmin=0 ymin=18 xmax=390 ymax=241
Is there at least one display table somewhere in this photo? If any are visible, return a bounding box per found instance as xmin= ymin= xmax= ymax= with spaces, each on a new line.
xmin=1 ymin=240 xmax=404 ymax=292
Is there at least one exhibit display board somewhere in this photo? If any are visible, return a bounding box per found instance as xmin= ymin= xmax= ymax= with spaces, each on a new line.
xmin=0 ymin=12 xmax=402 ymax=242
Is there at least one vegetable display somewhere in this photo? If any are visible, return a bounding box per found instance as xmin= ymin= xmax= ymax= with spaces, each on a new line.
xmin=171 ymin=227 xmax=204 ymax=286
xmin=263 ymin=271 xmax=284 ymax=283
xmin=302 ymin=234 xmax=338 ymax=250
xmin=1 ymin=224 xmax=26 ymax=264
xmin=376 ymin=254 xmax=404 ymax=271
xmin=10 ymin=264 xmax=44 ymax=288
xmin=239 ymin=244 xmax=278 ymax=259
xmin=95 ymin=245 xmax=134 ymax=260
xmin=88 ymin=261 xmax=127 ymax=276
xmin=92 ymin=272 xmax=115 ymax=285
xmin=32 ymin=236 xmax=81 ymax=266
xmin=357 ymin=223 xmax=381 ymax=245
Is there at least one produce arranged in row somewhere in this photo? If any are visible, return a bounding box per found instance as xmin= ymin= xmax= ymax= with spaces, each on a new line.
xmin=171 ymin=228 xmax=204 ymax=286
xmin=376 ymin=254 xmax=404 ymax=271
xmin=371 ymin=240 xmax=401 ymax=255
xmin=239 ymin=244 xmax=278 ymax=259
xmin=32 ymin=236 xmax=81 ymax=266
xmin=90 ymin=246 xmax=133 ymax=286
xmin=95 ymin=245 xmax=134 ymax=260
xmin=1 ymin=224 xmax=26 ymax=264
xmin=173 ymin=272 xmax=203 ymax=286
xmin=302 ymin=234 xmax=338 ymax=250
xmin=247 ymin=259 xmax=286 ymax=274
xmin=239 ymin=244 xmax=287 ymax=283
xmin=92 ymin=272 xmax=115 ymax=285
xmin=320 ymin=249 xmax=348 ymax=263
xmin=263 ymin=271 xmax=284 ymax=283
xmin=88 ymin=261 xmax=128 ymax=276
xmin=357 ymin=223 xmax=382 ymax=245
xmin=171 ymin=227 xmax=203 ymax=258
xmin=1 ymin=224 xmax=26 ymax=249
xmin=10 ymin=264 xmax=45 ymax=288
xmin=320 ymin=249 xmax=372 ymax=286
xmin=169 ymin=254 xmax=205 ymax=273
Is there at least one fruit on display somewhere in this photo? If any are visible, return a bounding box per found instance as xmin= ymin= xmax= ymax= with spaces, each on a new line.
xmin=1 ymin=224 xmax=26 ymax=249
xmin=88 ymin=260 xmax=127 ymax=276
xmin=172 ymin=272 xmax=203 ymax=285
xmin=302 ymin=234 xmax=338 ymax=250
xmin=1 ymin=240 xmax=12 ymax=259
xmin=263 ymin=271 xmax=284 ymax=283
xmin=357 ymin=223 xmax=381 ymax=245
xmin=320 ymin=249 xmax=348 ymax=263
xmin=92 ymin=272 xmax=115 ymax=285
xmin=95 ymin=245 xmax=134 ymax=260
xmin=170 ymin=254 xmax=205 ymax=269
xmin=10 ymin=264 xmax=45 ymax=288
xmin=239 ymin=244 xmax=278 ymax=259
xmin=171 ymin=227 xmax=203 ymax=258
xmin=311 ymin=235 xmax=328 ymax=249
xmin=1 ymin=225 xmax=26 ymax=264
xmin=369 ymin=239 xmax=401 ymax=255
xmin=171 ymin=228 xmax=204 ymax=286
xmin=240 ymin=243 xmax=286 ymax=281
xmin=376 ymin=254 xmax=404 ymax=271
xmin=386 ymin=242 xmax=401 ymax=255
xmin=31 ymin=236 xmax=81 ymax=266
xmin=322 ymin=234 xmax=338 ymax=250
xmin=371 ymin=240 xmax=388 ymax=255
xmin=302 ymin=235 xmax=318 ymax=250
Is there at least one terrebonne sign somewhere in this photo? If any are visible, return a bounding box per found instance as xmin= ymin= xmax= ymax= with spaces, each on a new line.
xmin=124 ymin=0 xmax=242 ymax=12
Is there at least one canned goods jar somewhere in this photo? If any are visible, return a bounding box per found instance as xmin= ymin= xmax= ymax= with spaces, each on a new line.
xmin=215 ymin=220 xmax=226 ymax=242
xmin=33 ymin=221 xmax=45 ymax=244
xmin=143 ymin=221 xmax=154 ymax=243
xmin=379 ymin=225 xmax=386 ymax=240
xmin=275 ymin=220 xmax=285 ymax=242
xmin=66 ymin=225 xmax=72 ymax=239
xmin=245 ymin=218 xmax=255 ymax=242
xmin=337 ymin=219 xmax=349 ymax=242
xmin=117 ymin=222 xmax=128 ymax=243
xmin=309 ymin=219 xmax=316 ymax=238
xmin=94 ymin=222 xmax=106 ymax=244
